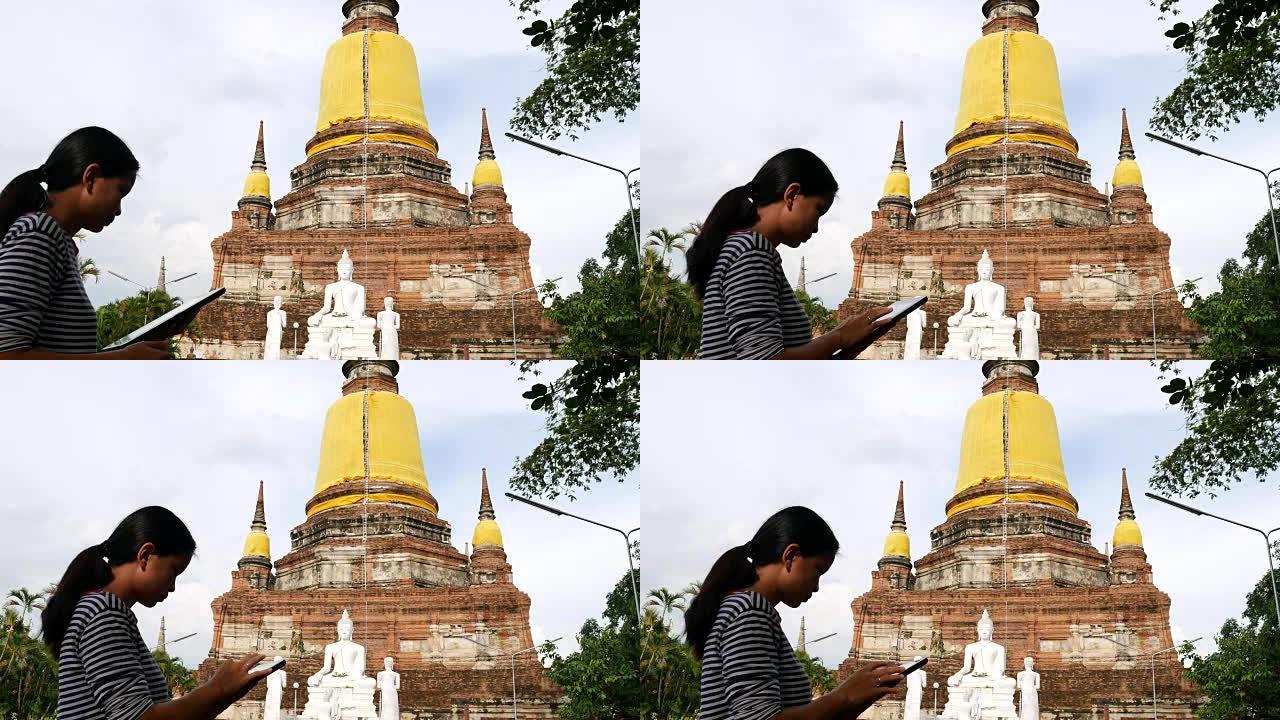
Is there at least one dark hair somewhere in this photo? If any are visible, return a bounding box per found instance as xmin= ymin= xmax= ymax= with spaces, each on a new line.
xmin=41 ymin=506 xmax=195 ymax=653
xmin=0 ymin=126 xmax=140 ymax=235
xmin=684 ymin=506 xmax=839 ymax=659
xmin=685 ymin=148 xmax=838 ymax=298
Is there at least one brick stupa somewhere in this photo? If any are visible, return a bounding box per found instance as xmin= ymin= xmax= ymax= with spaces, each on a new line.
xmin=189 ymin=0 xmax=559 ymax=359
xmin=197 ymin=360 xmax=559 ymax=719
xmin=838 ymin=0 xmax=1202 ymax=359
xmin=837 ymin=361 xmax=1199 ymax=719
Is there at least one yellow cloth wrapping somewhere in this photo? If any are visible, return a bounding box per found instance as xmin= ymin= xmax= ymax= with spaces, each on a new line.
xmin=1113 ymin=518 xmax=1144 ymax=548
xmin=882 ymin=530 xmax=910 ymax=559
xmin=950 ymin=31 xmax=1071 ymax=156
xmin=241 ymin=171 xmax=270 ymax=199
xmin=473 ymin=158 xmax=504 ymax=188
xmin=882 ymin=170 xmax=910 ymax=199
xmin=241 ymin=530 xmax=270 ymax=559
xmin=949 ymin=391 xmax=1073 ymax=517
xmin=309 ymin=391 xmax=435 ymax=516
xmin=1112 ymin=159 xmax=1144 ymax=188
xmin=473 ymin=518 xmax=504 ymax=548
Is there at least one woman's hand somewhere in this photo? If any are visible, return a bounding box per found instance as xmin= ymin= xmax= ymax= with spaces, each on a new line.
xmin=209 ymin=653 xmax=273 ymax=703
xmin=107 ymin=341 xmax=173 ymax=360
xmin=837 ymin=661 xmax=905 ymax=707
xmin=833 ymin=307 xmax=893 ymax=353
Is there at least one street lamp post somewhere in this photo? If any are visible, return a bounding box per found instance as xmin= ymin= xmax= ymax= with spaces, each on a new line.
xmin=1145 ymin=492 xmax=1280 ymax=625
xmin=932 ymin=322 xmax=939 ymax=357
xmin=797 ymin=272 xmax=836 ymax=295
xmin=506 ymin=492 xmax=641 ymax=627
xmin=1145 ymin=133 xmax=1279 ymax=267
xmin=292 ymin=322 xmax=299 ymax=358
xmin=1085 ymin=274 xmax=1201 ymax=359
xmin=505 ymin=132 xmax=641 ymax=263
xmin=932 ymin=682 xmax=939 ymax=718
xmin=1087 ymin=632 xmax=1202 ymax=720
xmin=445 ymin=275 xmax=561 ymax=360
xmin=449 ymin=634 xmax=562 ymax=720
xmin=292 ymin=682 xmax=299 ymax=717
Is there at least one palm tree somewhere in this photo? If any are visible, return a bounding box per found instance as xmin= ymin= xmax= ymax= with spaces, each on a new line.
xmin=681 ymin=221 xmax=704 ymax=240
xmin=646 ymin=587 xmax=688 ymax=627
xmin=79 ymin=257 xmax=100 ymax=283
xmin=5 ymin=588 xmax=45 ymax=631
xmin=645 ymin=227 xmax=687 ymax=267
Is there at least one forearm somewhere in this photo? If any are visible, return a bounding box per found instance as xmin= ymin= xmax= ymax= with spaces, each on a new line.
xmin=771 ymin=330 xmax=844 ymax=360
xmin=771 ymin=691 xmax=851 ymax=720
xmin=0 ymin=348 xmax=120 ymax=360
xmin=140 ymin=682 xmax=232 ymax=720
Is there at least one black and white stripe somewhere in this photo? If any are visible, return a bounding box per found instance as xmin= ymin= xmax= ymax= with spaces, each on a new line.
xmin=699 ymin=231 xmax=812 ymax=359
xmin=0 ymin=212 xmax=97 ymax=354
xmin=699 ymin=590 xmax=812 ymax=719
xmin=57 ymin=591 xmax=170 ymax=720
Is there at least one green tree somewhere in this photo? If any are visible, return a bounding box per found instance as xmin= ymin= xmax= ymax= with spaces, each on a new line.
xmin=645 ymin=587 xmax=688 ymax=627
xmin=0 ymin=605 xmax=58 ymax=719
xmin=5 ymin=587 xmax=47 ymax=630
xmin=646 ymin=227 xmax=687 ymax=268
xmin=80 ymin=257 xmax=100 ymax=283
xmin=543 ymin=570 xmax=648 ymax=719
xmin=1183 ymin=557 xmax=1280 ymax=719
xmin=95 ymin=288 xmax=179 ymax=349
xmin=796 ymin=289 xmax=836 ymax=335
xmin=796 ymin=650 xmax=835 ymax=696
xmin=151 ymin=648 xmax=197 ymax=696
xmin=509 ymin=0 xmax=639 ymax=140
xmin=1150 ymin=0 xmax=1280 ymax=140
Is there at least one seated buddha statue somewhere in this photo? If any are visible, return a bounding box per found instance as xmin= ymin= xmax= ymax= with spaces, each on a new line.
xmin=942 ymin=251 xmax=1018 ymax=360
xmin=301 ymin=251 xmax=378 ymax=360
xmin=942 ymin=610 xmax=1017 ymax=720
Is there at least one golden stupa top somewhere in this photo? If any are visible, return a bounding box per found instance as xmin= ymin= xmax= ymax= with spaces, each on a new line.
xmin=881 ymin=480 xmax=911 ymax=559
xmin=949 ymin=363 xmax=1076 ymax=517
xmin=471 ymin=468 xmax=504 ymax=549
xmin=309 ymin=1 xmax=437 ymax=157
xmin=1112 ymin=109 xmax=1144 ymax=189
xmin=241 ymin=481 xmax=271 ymax=559
xmin=949 ymin=1 xmax=1073 ymax=157
xmin=881 ymin=121 xmax=911 ymax=200
xmin=241 ymin=121 xmax=271 ymax=201
xmin=472 ymin=108 xmax=504 ymax=189
xmin=1112 ymin=469 xmax=1144 ymax=548
xmin=309 ymin=373 xmax=437 ymax=517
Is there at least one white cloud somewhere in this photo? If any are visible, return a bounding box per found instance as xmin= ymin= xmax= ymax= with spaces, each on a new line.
xmin=642 ymin=0 xmax=1279 ymax=307
xmin=641 ymin=360 xmax=1277 ymax=669
xmin=0 ymin=361 xmax=637 ymax=668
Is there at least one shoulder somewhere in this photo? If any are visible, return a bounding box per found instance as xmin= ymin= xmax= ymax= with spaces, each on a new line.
xmin=718 ymin=590 xmax=778 ymax=626
xmin=2 ymin=213 xmax=71 ymax=259
xmin=75 ymin=592 xmax=134 ymax=627
xmin=721 ymin=231 xmax=774 ymax=258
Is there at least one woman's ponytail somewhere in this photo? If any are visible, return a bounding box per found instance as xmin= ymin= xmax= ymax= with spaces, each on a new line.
xmin=0 ymin=169 xmax=50 ymax=238
xmin=686 ymin=185 xmax=758 ymax=298
xmin=685 ymin=149 xmax=838 ymax=298
xmin=41 ymin=506 xmax=195 ymax=654
xmin=684 ymin=506 xmax=840 ymax=659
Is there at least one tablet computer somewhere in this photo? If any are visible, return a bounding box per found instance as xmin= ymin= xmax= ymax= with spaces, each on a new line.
xmin=102 ymin=287 xmax=225 ymax=350
xmin=832 ymin=296 xmax=927 ymax=359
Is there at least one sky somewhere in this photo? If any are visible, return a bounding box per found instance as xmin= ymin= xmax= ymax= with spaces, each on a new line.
xmin=0 ymin=0 xmax=637 ymax=306
xmin=640 ymin=360 xmax=1280 ymax=670
xmin=641 ymin=0 xmax=1278 ymax=307
xmin=0 ymin=361 xmax=638 ymax=669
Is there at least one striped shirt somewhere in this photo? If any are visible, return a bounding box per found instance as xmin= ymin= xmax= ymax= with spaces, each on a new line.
xmin=0 ymin=212 xmax=98 ymax=353
xmin=57 ymin=591 xmax=170 ymax=720
xmin=699 ymin=231 xmax=812 ymax=359
xmin=699 ymin=590 xmax=812 ymax=720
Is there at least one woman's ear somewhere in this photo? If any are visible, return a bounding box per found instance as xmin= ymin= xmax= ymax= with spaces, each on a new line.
xmin=783 ymin=183 xmax=803 ymax=210
xmin=781 ymin=542 xmax=802 ymax=572
xmin=81 ymin=163 xmax=103 ymax=195
xmin=136 ymin=542 xmax=156 ymax=571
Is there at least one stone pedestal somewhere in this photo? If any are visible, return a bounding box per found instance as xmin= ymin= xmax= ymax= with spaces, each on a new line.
xmin=941 ymin=678 xmax=1017 ymax=720
xmin=302 ymin=321 xmax=378 ymax=360
xmin=942 ymin=318 xmax=1017 ymax=360
xmin=301 ymin=681 xmax=378 ymax=720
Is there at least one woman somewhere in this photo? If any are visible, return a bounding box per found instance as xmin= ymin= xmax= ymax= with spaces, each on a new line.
xmin=0 ymin=127 xmax=172 ymax=359
xmin=685 ymin=506 xmax=905 ymax=719
xmin=686 ymin=149 xmax=891 ymax=359
xmin=41 ymin=506 xmax=272 ymax=719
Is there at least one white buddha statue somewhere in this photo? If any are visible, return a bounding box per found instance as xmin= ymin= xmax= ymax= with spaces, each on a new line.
xmin=1017 ymin=297 xmax=1041 ymax=360
xmin=903 ymin=308 xmax=926 ymax=360
xmin=376 ymin=657 xmax=400 ymax=720
xmin=904 ymin=655 xmax=925 ymax=720
xmin=941 ymin=610 xmax=1018 ymax=720
xmin=301 ymin=610 xmax=378 ymax=719
xmin=942 ymin=251 xmax=1018 ymax=360
xmin=1016 ymin=657 xmax=1040 ymax=720
xmin=377 ymin=297 xmax=401 ymax=360
xmin=263 ymin=657 xmax=286 ymax=720
xmin=264 ymin=296 xmax=286 ymax=360
xmin=301 ymin=251 xmax=378 ymax=360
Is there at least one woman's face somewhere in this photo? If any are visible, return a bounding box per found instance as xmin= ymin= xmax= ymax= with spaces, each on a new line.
xmin=135 ymin=545 xmax=190 ymax=607
xmin=776 ymin=546 xmax=834 ymax=608
xmin=775 ymin=185 xmax=833 ymax=248
xmin=80 ymin=166 xmax=135 ymax=233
